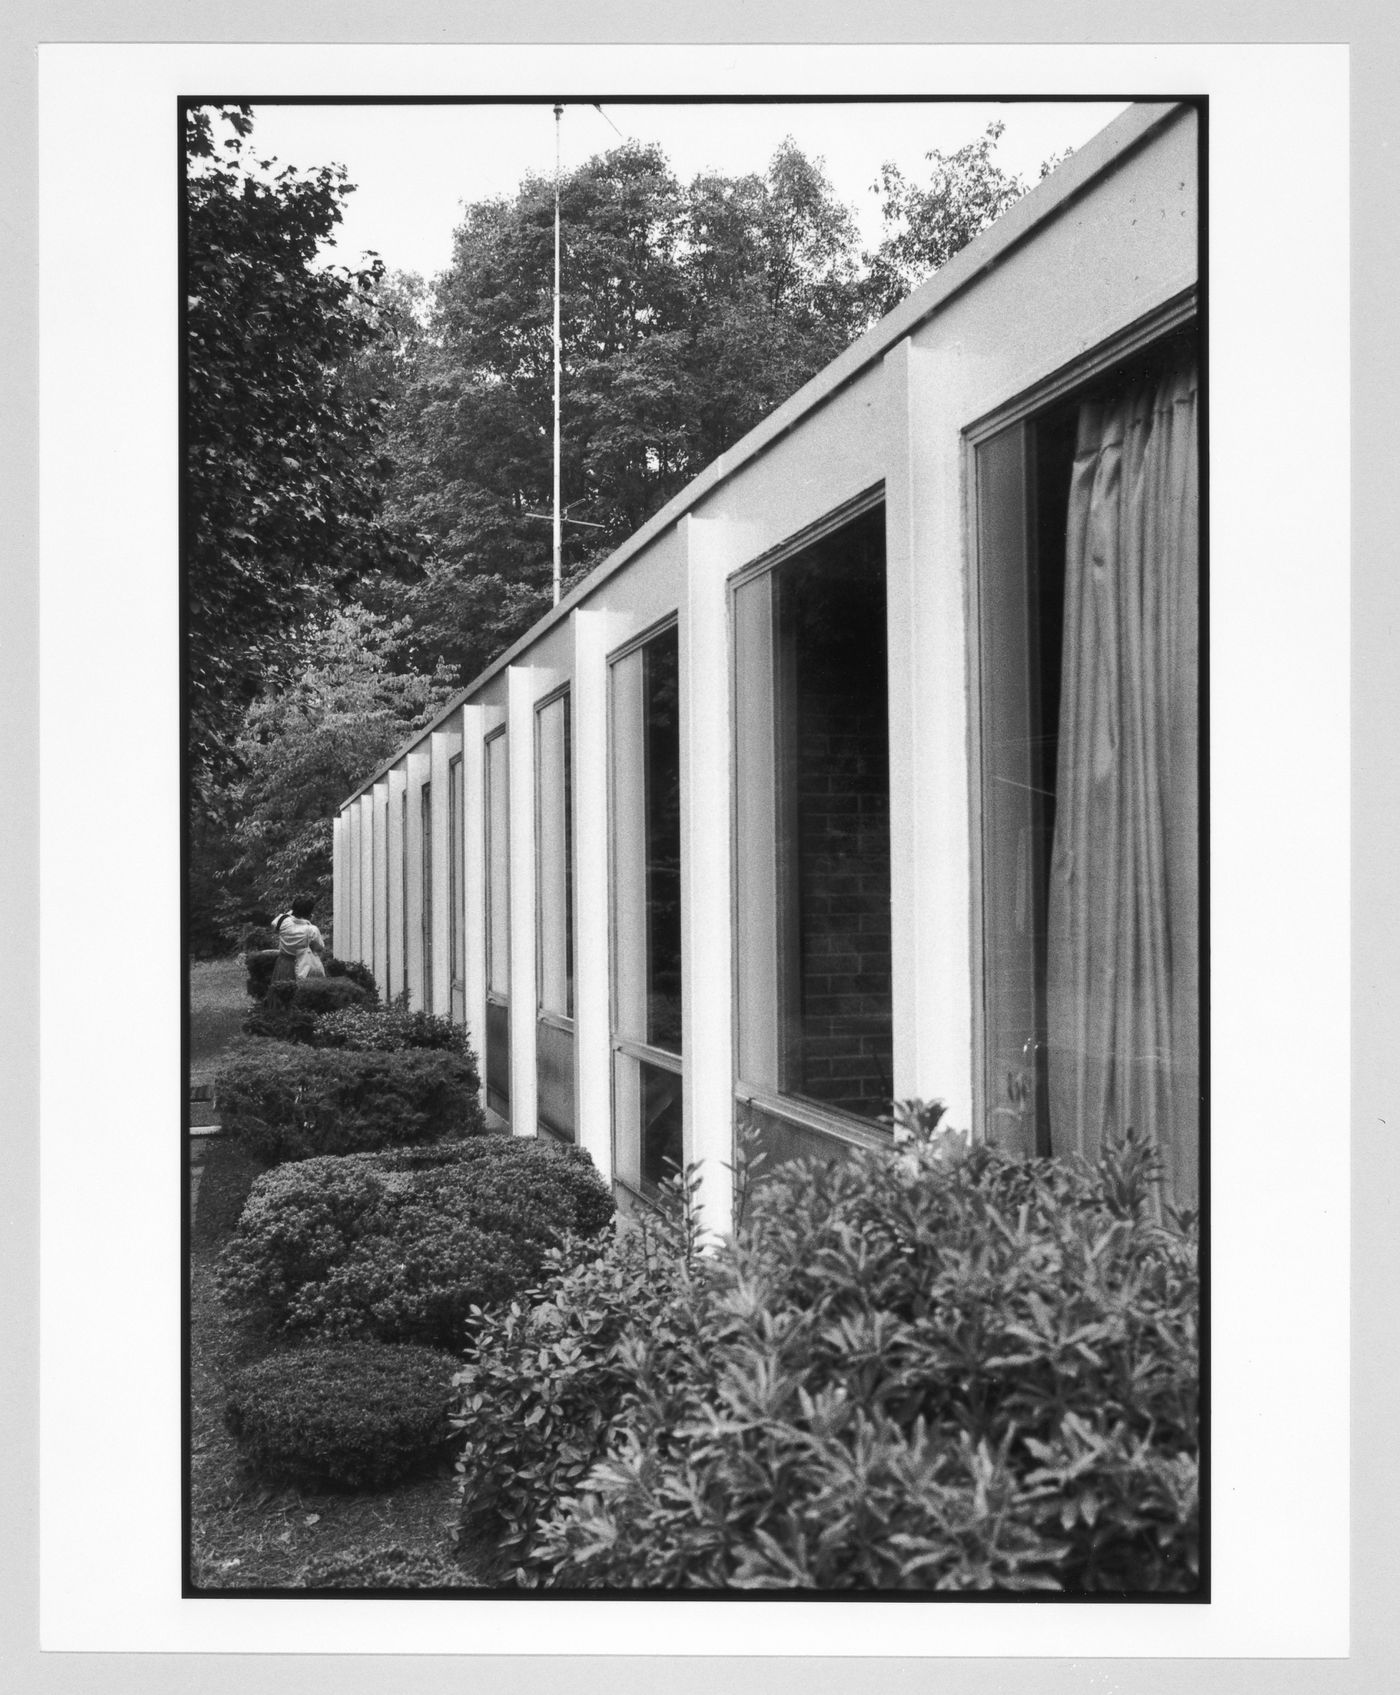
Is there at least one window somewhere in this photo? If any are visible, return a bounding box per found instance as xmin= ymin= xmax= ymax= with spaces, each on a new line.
xmin=400 ymin=789 xmax=409 ymax=1001
xmin=420 ymin=781 xmax=433 ymax=1014
xmin=733 ymin=501 xmax=893 ymax=1131
xmin=383 ymin=791 xmax=391 ymax=990
xmin=610 ymin=622 xmax=682 ymax=1190
xmin=974 ymin=329 xmax=1199 ymax=1206
xmin=484 ymin=727 xmax=510 ymax=1118
xmin=449 ymin=754 xmax=465 ymax=1022
xmin=536 ymin=691 xmax=576 ymax=1141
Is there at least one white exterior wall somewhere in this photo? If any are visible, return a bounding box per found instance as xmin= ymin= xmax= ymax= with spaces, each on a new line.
xmin=333 ymin=104 xmax=1197 ymax=1205
xmin=679 ymin=515 xmax=761 ymax=1233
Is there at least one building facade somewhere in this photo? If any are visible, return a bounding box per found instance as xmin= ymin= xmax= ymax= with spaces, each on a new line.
xmin=334 ymin=102 xmax=1201 ymax=1232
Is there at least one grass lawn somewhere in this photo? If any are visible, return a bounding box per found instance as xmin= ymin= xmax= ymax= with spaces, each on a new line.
xmin=187 ymin=959 xmax=478 ymax=1590
xmin=189 ymin=955 xmax=249 ymax=1075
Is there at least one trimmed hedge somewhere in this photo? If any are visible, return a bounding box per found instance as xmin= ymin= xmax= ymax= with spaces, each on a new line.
xmin=312 ymin=1005 xmax=473 ymax=1056
xmin=244 ymin=949 xmax=280 ymax=1003
xmin=214 ymin=1039 xmax=484 ymax=1163
xmin=225 ymin=1341 xmax=460 ymax=1490
xmin=244 ymin=975 xmax=371 ymax=1043
xmin=216 ymin=1136 xmax=615 ymax=1350
xmin=245 ymin=950 xmax=379 ymax=1006
xmin=325 ymin=955 xmax=380 ymax=1003
xmin=457 ymin=1113 xmax=1198 ymax=1593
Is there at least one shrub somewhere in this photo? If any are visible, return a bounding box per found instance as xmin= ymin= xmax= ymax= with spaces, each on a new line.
xmin=243 ymin=974 xmax=372 ymax=1043
xmin=291 ymin=975 xmax=369 ymax=1014
xmin=244 ymin=948 xmax=280 ymax=1002
xmin=224 ymin=1341 xmax=460 ymax=1490
xmin=297 ymin=1544 xmax=471 ymax=1589
xmin=452 ymin=1190 xmax=699 ymax=1582
xmin=216 ymin=1136 xmax=615 ymax=1349
xmin=325 ymin=955 xmax=380 ymax=1004
xmin=214 ymin=1040 xmax=484 ymax=1163
xmin=522 ymin=1114 xmax=1198 ymax=1593
xmin=312 ymin=1005 xmax=474 ymax=1058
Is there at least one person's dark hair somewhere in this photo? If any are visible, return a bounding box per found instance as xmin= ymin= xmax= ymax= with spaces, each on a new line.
xmin=291 ymin=894 xmax=317 ymax=919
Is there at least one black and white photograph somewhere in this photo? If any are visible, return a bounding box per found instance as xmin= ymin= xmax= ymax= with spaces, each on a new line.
xmin=182 ymin=93 xmax=1202 ymax=1598
xmin=27 ymin=32 xmax=1358 ymax=1673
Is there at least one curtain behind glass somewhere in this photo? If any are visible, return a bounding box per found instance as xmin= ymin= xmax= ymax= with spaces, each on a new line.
xmin=1047 ymin=359 xmax=1199 ymax=1207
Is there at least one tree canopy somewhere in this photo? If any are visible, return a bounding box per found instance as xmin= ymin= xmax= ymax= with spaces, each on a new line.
xmin=374 ymin=123 xmax=1049 ymax=684
xmin=224 ymin=606 xmax=456 ymax=919
xmin=184 ymin=105 xmax=411 ymax=805
xmin=187 ymin=111 xmax=1055 ymax=946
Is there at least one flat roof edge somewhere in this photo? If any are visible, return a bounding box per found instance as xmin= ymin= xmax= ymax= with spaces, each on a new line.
xmin=339 ymin=99 xmax=1192 ymax=812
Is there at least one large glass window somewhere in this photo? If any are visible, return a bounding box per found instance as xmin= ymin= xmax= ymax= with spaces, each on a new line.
xmin=536 ymin=690 xmax=576 ymax=1141
xmin=733 ymin=503 xmax=892 ymax=1128
xmin=420 ymin=781 xmax=433 ymax=1014
xmin=610 ymin=622 xmax=682 ymax=1190
xmin=449 ymin=754 xmax=465 ymax=1022
xmin=382 ymin=791 xmax=391 ymax=993
xmin=975 ymin=331 xmax=1199 ymax=1206
xmin=536 ymin=693 xmax=574 ymax=1019
xmin=484 ymin=728 xmax=510 ymax=1118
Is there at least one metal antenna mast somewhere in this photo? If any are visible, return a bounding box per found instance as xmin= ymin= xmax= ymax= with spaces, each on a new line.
xmin=552 ymin=102 xmax=563 ymax=607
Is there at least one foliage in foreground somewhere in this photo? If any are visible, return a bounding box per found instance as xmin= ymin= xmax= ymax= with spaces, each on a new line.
xmin=216 ymin=1137 xmax=615 ymax=1351
xmin=452 ymin=1201 xmax=699 ymax=1582
xmin=185 ymin=107 xmax=413 ymax=806
xmin=214 ymin=1038 xmax=483 ymax=1163
xmin=455 ymin=1113 xmax=1198 ymax=1593
xmin=225 ymin=1341 xmax=460 ymax=1490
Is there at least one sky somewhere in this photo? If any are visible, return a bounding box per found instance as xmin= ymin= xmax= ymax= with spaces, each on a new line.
xmin=239 ymin=99 xmax=1131 ymax=283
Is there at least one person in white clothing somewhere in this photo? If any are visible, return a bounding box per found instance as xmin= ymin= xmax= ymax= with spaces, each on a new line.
xmin=270 ymin=894 xmax=327 ymax=985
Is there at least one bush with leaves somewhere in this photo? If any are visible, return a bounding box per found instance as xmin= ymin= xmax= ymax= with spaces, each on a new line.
xmin=214 ymin=1039 xmax=483 ymax=1163
xmin=245 ymin=973 xmax=372 ymax=1041
xmin=324 ymin=955 xmax=380 ymax=1003
xmin=216 ymin=1136 xmax=615 ymax=1350
xmin=244 ymin=948 xmax=281 ymax=1003
xmin=518 ymin=1110 xmax=1197 ymax=1593
xmin=312 ymin=1004 xmax=474 ymax=1057
xmin=451 ymin=1189 xmax=704 ymax=1583
xmin=224 ymin=1340 xmax=460 ymax=1490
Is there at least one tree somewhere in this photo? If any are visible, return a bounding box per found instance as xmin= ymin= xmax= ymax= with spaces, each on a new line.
xmin=223 ymin=607 xmax=456 ymax=922
xmin=863 ymin=121 xmax=1031 ymax=318
xmin=184 ymin=105 xmax=412 ymax=805
xmin=378 ymin=139 xmax=867 ymax=683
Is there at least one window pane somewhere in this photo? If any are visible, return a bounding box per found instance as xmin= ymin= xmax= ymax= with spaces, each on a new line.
xmin=400 ymin=790 xmax=409 ymax=999
xmin=734 ymin=506 xmax=893 ymax=1123
xmin=611 ymin=622 xmax=684 ymax=1193
xmin=613 ymin=1052 xmax=682 ymax=1192
xmin=449 ymin=756 xmax=464 ymax=994
xmin=420 ymin=782 xmax=433 ymax=1014
xmin=977 ymin=338 xmax=1199 ymax=1206
xmin=642 ymin=630 xmax=682 ymax=1050
xmin=610 ymin=625 xmax=682 ymax=1053
xmin=485 ymin=731 xmax=509 ymax=998
xmin=536 ymin=694 xmax=573 ymax=1019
